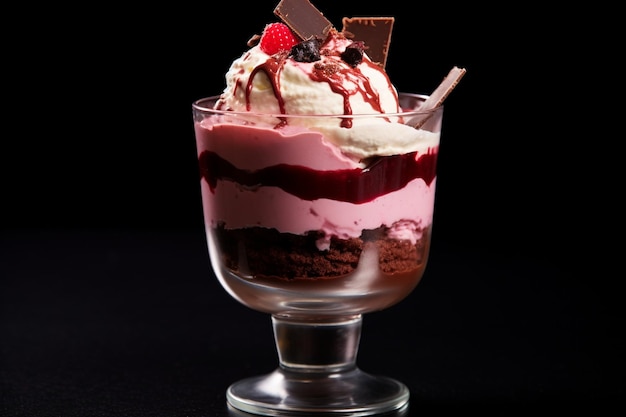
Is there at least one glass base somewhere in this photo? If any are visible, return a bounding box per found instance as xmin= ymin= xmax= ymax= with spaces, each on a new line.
xmin=226 ymin=367 xmax=410 ymax=416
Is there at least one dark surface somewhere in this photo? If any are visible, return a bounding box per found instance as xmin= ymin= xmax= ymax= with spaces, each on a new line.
xmin=1 ymin=230 xmax=623 ymax=416
xmin=2 ymin=0 xmax=621 ymax=415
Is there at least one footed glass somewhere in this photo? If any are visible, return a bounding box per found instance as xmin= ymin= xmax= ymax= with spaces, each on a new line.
xmin=192 ymin=93 xmax=444 ymax=416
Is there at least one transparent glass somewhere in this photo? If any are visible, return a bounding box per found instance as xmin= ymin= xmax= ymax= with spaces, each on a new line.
xmin=192 ymin=93 xmax=443 ymax=416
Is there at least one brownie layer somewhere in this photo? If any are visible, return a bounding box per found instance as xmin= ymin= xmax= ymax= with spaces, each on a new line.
xmin=214 ymin=224 xmax=429 ymax=280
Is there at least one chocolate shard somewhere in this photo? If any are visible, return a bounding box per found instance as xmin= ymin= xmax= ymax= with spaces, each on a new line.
xmin=274 ymin=0 xmax=334 ymax=40
xmin=342 ymin=17 xmax=394 ymax=69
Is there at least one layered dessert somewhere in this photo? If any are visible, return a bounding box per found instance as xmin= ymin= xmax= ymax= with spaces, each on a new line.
xmin=193 ymin=0 xmax=465 ymax=314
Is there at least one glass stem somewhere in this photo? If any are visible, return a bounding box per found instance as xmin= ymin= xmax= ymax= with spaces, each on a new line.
xmin=272 ymin=315 xmax=362 ymax=373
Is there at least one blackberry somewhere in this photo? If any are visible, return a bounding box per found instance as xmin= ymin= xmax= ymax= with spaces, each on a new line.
xmin=290 ymin=38 xmax=321 ymax=63
xmin=341 ymin=41 xmax=365 ymax=67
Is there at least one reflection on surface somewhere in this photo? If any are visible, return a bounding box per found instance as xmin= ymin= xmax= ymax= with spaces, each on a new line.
xmin=226 ymin=401 xmax=410 ymax=417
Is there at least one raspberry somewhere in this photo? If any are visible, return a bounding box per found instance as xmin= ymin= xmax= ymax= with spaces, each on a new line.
xmin=259 ymin=23 xmax=299 ymax=55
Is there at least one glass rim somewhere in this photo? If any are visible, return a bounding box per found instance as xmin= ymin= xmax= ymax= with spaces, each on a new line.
xmin=192 ymin=92 xmax=441 ymax=119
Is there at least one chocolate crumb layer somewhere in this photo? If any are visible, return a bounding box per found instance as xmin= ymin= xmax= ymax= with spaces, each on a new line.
xmin=214 ymin=224 xmax=429 ymax=280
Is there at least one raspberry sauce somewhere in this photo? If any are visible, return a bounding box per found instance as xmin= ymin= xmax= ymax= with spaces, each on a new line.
xmin=198 ymin=148 xmax=437 ymax=204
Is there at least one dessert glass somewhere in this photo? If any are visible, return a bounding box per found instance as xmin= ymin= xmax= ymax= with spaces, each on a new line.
xmin=192 ymin=93 xmax=443 ymax=416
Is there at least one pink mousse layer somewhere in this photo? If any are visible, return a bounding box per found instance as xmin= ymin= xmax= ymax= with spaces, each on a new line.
xmin=197 ymin=123 xmax=361 ymax=171
xmin=195 ymin=122 xmax=437 ymax=248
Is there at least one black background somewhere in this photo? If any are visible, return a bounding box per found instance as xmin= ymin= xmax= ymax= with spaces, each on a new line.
xmin=3 ymin=0 xmax=615 ymax=265
xmin=1 ymin=1 xmax=622 ymax=416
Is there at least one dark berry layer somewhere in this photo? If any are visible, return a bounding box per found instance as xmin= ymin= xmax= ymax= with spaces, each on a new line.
xmin=198 ymin=149 xmax=437 ymax=204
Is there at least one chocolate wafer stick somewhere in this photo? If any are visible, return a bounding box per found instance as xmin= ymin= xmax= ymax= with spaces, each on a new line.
xmin=408 ymin=66 xmax=467 ymax=128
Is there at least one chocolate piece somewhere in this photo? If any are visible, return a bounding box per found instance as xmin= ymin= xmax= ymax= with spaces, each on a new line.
xmin=274 ymin=0 xmax=334 ymax=40
xmin=342 ymin=17 xmax=394 ymax=69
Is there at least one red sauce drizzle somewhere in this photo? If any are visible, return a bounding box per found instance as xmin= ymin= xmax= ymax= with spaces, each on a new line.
xmin=238 ymin=33 xmax=397 ymax=129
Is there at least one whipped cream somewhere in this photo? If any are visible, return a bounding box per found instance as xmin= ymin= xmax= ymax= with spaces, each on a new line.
xmin=214 ymin=31 xmax=439 ymax=161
